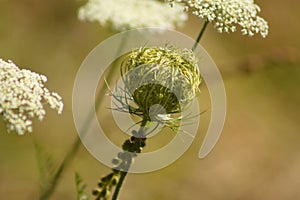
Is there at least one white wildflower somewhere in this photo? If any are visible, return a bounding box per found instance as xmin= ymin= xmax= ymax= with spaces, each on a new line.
xmin=0 ymin=59 xmax=63 ymax=135
xmin=78 ymin=0 xmax=188 ymax=31
xmin=168 ymin=0 xmax=269 ymax=37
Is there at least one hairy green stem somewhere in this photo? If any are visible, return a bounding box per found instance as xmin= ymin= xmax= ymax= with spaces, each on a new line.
xmin=111 ymin=120 xmax=148 ymax=200
xmin=112 ymin=171 xmax=127 ymax=200
xmin=39 ymin=88 xmax=103 ymax=199
xmin=39 ymin=125 xmax=83 ymax=199
xmin=192 ymin=20 xmax=209 ymax=51
xmin=39 ymin=34 xmax=128 ymax=200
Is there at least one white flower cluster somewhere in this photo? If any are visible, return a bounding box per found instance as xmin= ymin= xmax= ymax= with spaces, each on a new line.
xmin=0 ymin=59 xmax=63 ymax=135
xmin=168 ymin=0 xmax=269 ymax=37
xmin=78 ymin=0 xmax=188 ymax=31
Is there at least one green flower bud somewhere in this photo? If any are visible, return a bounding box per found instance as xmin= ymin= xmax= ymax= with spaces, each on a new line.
xmin=111 ymin=177 xmax=118 ymax=186
xmin=92 ymin=189 xmax=100 ymax=195
xmin=121 ymin=46 xmax=201 ymax=119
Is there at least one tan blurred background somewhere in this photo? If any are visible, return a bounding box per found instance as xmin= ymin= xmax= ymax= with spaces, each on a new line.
xmin=0 ymin=0 xmax=300 ymax=199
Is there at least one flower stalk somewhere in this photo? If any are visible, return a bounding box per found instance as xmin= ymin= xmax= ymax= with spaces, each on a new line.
xmin=39 ymin=138 xmax=81 ymax=200
xmin=38 ymin=86 xmax=105 ymax=199
xmin=93 ymin=120 xmax=148 ymax=200
xmin=93 ymin=46 xmax=201 ymax=200
xmin=192 ymin=20 xmax=209 ymax=51
xmin=112 ymin=120 xmax=148 ymax=200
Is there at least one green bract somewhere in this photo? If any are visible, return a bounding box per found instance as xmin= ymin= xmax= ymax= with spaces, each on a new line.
xmin=120 ymin=46 xmax=201 ymax=120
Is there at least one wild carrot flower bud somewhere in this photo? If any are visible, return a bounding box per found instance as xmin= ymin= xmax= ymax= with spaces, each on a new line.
xmin=0 ymin=59 xmax=63 ymax=135
xmin=168 ymin=0 xmax=269 ymax=37
xmin=120 ymin=46 xmax=201 ymax=120
xmin=78 ymin=0 xmax=188 ymax=32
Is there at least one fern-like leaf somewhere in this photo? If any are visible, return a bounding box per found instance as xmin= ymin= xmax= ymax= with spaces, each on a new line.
xmin=34 ymin=141 xmax=56 ymax=193
xmin=75 ymin=172 xmax=90 ymax=200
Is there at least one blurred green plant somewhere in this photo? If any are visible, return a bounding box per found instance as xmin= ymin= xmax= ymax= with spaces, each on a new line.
xmin=34 ymin=142 xmax=56 ymax=195
xmin=75 ymin=172 xmax=90 ymax=200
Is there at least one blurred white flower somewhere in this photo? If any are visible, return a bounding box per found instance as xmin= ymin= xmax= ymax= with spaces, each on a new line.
xmin=168 ymin=0 xmax=269 ymax=37
xmin=0 ymin=59 xmax=63 ymax=135
xmin=78 ymin=0 xmax=187 ymax=31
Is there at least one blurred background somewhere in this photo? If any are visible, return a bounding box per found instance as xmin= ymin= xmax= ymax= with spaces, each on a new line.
xmin=0 ymin=0 xmax=299 ymax=199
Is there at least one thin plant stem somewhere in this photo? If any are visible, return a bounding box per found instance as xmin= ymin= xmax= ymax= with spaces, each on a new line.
xmin=39 ymin=34 xmax=129 ymax=200
xmin=96 ymin=33 xmax=129 ymax=105
xmin=111 ymin=120 xmax=148 ymax=200
xmin=111 ymin=23 xmax=209 ymax=199
xmin=39 ymin=90 xmax=103 ymax=199
xmin=112 ymin=171 xmax=127 ymax=200
xmin=39 ymin=124 xmax=84 ymax=199
xmin=192 ymin=20 xmax=209 ymax=51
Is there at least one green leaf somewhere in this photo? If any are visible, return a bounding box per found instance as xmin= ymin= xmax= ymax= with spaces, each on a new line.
xmin=75 ymin=172 xmax=90 ymax=200
xmin=34 ymin=141 xmax=56 ymax=193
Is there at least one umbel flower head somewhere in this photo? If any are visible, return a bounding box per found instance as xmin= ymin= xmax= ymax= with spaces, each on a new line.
xmin=78 ymin=0 xmax=188 ymax=31
xmin=168 ymin=0 xmax=269 ymax=37
xmin=0 ymin=59 xmax=63 ymax=135
xmin=118 ymin=46 xmax=201 ymax=121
